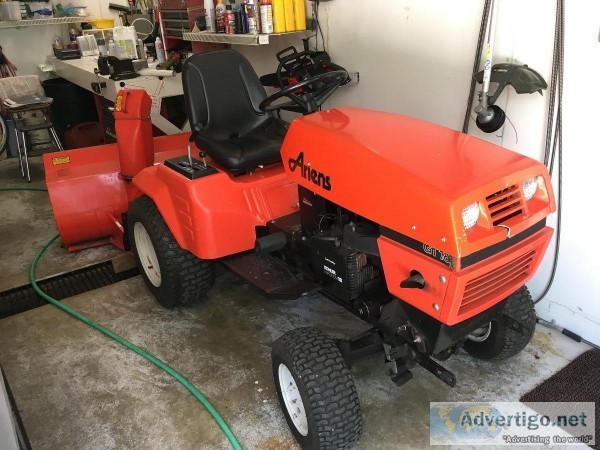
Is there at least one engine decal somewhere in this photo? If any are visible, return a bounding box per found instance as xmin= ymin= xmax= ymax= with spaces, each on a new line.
xmin=288 ymin=152 xmax=332 ymax=191
xmin=324 ymin=265 xmax=342 ymax=282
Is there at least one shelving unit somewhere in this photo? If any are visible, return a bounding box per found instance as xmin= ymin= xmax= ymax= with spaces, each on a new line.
xmin=183 ymin=30 xmax=311 ymax=46
xmin=0 ymin=17 xmax=93 ymax=30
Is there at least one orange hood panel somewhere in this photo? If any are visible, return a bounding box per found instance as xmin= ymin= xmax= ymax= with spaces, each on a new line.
xmin=281 ymin=107 xmax=555 ymax=259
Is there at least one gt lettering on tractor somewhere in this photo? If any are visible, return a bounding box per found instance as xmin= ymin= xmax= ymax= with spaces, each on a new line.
xmin=288 ymin=152 xmax=332 ymax=191
xmin=423 ymin=244 xmax=452 ymax=266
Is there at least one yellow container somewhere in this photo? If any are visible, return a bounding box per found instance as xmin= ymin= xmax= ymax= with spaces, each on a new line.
xmin=284 ymin=0 xmax=295 ymax=32
xmin=91 ymin=18 xmax=115 ymax=29
xmin=292 ymin=0 xmax=306 ymax=30
xmin=272 ymin=0 xmax=286 ymax=33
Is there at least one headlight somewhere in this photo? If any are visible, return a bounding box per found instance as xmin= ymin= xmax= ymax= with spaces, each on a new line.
xmin=522 ymin=177 xmax=538 ymax=201
xmin=462 ymin=202 xmax=480 ymax=230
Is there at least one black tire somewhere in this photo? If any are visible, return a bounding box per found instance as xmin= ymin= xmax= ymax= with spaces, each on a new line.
xmin=463 ymin=286 xmax=536 ymax=360
xmin=128 ymin=195 xmax=215 ymax=308
xmin=272 ymin=327 xmax=362 ymax=450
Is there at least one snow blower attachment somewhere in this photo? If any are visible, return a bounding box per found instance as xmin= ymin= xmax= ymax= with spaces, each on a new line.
xmin=44 ymin=49 xmax=556 ymax=449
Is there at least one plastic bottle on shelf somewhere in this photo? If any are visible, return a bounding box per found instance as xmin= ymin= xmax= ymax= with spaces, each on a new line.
xmin=260 ymin=0 xmax=273 ymax=34
xmin=155 ymin=36 xmax=166 ymax=63
xmin=204 ymin=0 xmax=216 ymax=32
xmin=215 ymin=0 xmax=226 ymax=33
xmin=283 ymin=0 xmax=295 ymax=32
xmin=272 ymin=0 xmax=285 ymax=33
xmin=292 ymin=0 xmax=306 ymax=30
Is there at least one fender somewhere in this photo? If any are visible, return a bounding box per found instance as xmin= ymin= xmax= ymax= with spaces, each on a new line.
xmin=130 ymin=165 xmax=191 ymax=251
xmin=132 ymin=162 xmax=299 ymax=260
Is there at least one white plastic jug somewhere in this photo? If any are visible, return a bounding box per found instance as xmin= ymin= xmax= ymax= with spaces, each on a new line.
xmin=112 ymin=26 xmax=138 ymax=60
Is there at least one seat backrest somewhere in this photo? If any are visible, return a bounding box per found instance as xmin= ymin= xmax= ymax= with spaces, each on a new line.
xmin=0 ymin=75 xmax=44 ymax=101
xmin=182 ymin=50 xmax=271 ymax=140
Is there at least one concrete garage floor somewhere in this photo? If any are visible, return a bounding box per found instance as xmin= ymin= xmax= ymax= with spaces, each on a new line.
xmin=0 ymin=157 xmax=591 ymax=449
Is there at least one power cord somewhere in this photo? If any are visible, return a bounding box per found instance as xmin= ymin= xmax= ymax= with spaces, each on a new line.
xmin=533 ymin=0 xmax=564 ymax=305
xmin=310 ymin=1 xmax=326 ymax=52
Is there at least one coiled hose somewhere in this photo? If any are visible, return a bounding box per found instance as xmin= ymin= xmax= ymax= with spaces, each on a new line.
xmin=1 ymin=186 xmax=242 ymax=450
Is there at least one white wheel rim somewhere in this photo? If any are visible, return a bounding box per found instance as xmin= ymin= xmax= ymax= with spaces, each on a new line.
xmin=278 ymin=363 xmax=308 ymax=436
xmin=468 ymin=322 xmax=492 ymax=342
xmin=134 ymin=222 xmax=161 ymax=288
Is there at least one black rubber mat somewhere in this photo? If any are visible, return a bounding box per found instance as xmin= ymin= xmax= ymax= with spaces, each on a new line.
xmin=520 ymin=349 xmax=600 ymax=449
xmin=0 ymin=262 xmax=139 ymax=319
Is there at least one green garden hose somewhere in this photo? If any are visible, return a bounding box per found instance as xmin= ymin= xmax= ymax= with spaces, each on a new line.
xmin=2 ymin=186 xmax=242 ymax=449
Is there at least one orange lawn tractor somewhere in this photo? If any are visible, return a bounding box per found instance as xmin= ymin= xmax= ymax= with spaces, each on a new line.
xmin=44 ymin=50 xmax=555 ymax=449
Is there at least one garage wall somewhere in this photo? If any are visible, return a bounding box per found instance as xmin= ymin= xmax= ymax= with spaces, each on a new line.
xmin=0 ymin=25 xmax=66 ymax=77
xmin=243 ymin=0 xmax=600 ymax=345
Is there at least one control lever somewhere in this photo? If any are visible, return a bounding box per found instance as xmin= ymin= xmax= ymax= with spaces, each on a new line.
xmin=400 ymin=270 xmax=425 ymax=289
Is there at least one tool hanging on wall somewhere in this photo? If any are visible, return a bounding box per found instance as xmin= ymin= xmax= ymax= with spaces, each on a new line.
xmin=0 ymin=46 xmax=17 ymax=78
xmin=466 ymin=0 xmax=548 ymax=134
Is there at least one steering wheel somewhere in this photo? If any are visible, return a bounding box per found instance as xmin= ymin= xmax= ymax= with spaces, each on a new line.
xmin=259 ymin=70 xmax=349 ymax=114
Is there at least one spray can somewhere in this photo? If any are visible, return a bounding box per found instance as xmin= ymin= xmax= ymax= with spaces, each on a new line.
xmin=204 ymin=0 xmax=216 ymax=32
xmin=260 ymin=0 xmax=273 ymax=34
xmin=216 ymin=0 xmax=226 ymax=33
xmin=241 ymin=3 xmax=249 ymax=33
xmin=246 ymin=0 xmax=259 ymax=34
xmin=155 ymin=36 xmax=166 ymax=63
xmin=234 ymin=7 xmax=243 ymax=34
xmin=225 ymin=5 xmax=236 ymax=34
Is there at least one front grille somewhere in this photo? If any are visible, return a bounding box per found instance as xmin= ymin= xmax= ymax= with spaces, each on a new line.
xmin=458 ymin=249 xmax=536 ymax=316
xmin=486 ymin=184 xmax=524 ymax=226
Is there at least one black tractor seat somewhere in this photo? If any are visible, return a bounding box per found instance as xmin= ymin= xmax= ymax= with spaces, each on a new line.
xmin=183 ymin=50 xmax=288 ymax=172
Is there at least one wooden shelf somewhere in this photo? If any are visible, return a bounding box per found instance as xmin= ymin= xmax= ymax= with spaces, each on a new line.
xmin=182 ymin=29 xmax=311 ymax=46
xmin=0 ymin=17 xmax=94 ymax=29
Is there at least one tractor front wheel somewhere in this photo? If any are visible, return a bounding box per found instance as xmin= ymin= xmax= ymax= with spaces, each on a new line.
xmin=464 ymin=286 xmax=536 ymax=360
xmin=128 ymin=195 xmax=215 ymax=308
xmin=272 ymin=327 xmax=362 ymax=450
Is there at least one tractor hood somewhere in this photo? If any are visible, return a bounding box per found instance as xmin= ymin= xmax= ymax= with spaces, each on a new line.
xmin=280 ymin=107 xmax=555 ymax=259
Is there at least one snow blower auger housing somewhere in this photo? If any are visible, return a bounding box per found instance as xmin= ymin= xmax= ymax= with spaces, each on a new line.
xmin=43 ymin=50 xmax=555 ymax=449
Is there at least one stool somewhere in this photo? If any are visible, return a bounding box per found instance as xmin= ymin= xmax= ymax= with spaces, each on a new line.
xmin=0 ymin=75 xmax=64 ymax=182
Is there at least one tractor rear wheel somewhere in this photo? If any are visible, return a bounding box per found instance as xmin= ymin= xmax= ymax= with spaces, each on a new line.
xmin=272 ymin=327 xmax=362 ymax=450
xmin=128 ymin=195 xmax=215 ymax=308
xmin=463 ymin=286 xmax=536 ymax=360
